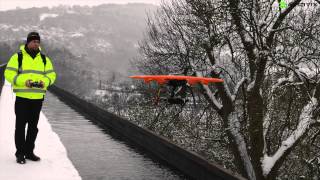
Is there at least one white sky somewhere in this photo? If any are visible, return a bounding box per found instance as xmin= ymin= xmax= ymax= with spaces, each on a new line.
xmin=0 ymin=0 xmax=167 ymax=11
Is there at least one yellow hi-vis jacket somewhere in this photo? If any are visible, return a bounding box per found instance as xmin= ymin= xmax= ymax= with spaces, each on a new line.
xmin=4 ymin=45 xmax=56 ymax=99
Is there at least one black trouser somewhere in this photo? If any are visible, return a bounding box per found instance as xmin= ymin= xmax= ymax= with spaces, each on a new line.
xmin=14 ymin=96 xmax=43 ymax=157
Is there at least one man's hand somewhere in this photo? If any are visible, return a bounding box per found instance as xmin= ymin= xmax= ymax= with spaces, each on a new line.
xmin=39 ymin=80 xmax=45 ymax=88
xmin=25 ymin=80 xmax=33 ymax=88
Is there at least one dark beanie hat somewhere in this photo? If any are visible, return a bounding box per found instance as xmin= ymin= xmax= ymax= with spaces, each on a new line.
xmin=27 ymin=32 xmax=40 ymax=44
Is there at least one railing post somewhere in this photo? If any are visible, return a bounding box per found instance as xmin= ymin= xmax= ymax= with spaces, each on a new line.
xmin=0 ymin=63 xmax=7 ymax=95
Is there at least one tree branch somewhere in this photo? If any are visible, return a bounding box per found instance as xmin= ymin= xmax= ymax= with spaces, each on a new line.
xmin=228 ymin=112 xmax=256 ymax=180
xmin=201 ymin=83 xmax=223 ymax=111
xmin=232 ymin=77 xmax=248 ymax=102
xmin=228 ymin=0 xmax=257 ymax=78
xmin=191 ymin=63 xmax=223 ymax=111
xmin=262 ymin=98 xmax=317 ymax=177
xmin=266 ymin=0 xmax=303 ymax=47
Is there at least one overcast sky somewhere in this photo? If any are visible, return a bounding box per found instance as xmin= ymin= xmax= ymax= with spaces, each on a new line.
xmin=0 ymin=0 xmax=167 ymax=11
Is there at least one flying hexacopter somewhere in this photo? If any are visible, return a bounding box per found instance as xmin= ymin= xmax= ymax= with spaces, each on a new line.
xmin=129 ymin=75 xmax=224 ymax=105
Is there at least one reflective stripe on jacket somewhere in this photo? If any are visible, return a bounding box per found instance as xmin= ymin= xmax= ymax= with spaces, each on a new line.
xmin=4 ymin=45 xmax=57 ymax=99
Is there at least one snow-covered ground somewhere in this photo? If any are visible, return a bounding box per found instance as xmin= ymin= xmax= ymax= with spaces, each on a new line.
xmin=0 ymin=81 xmax=81 ymax=180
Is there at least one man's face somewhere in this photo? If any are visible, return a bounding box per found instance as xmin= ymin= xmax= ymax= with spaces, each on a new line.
xmin=27 ymin=40 xmax=40 ymax=51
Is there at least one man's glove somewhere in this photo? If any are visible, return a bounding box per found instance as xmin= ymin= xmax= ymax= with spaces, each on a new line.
xmin=39 ymin=80 xmax=45 ymax=88
xmin=25 ymin=80 xmax=33 ymax=88
xmin=26 ymin=80 xmax=45 ymax=88
xmin=30 ymin=81 xmax=44 ymax=88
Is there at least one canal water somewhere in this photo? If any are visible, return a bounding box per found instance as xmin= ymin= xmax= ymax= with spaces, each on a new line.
xmin=42 ymin=92 xmax=189 ymax=180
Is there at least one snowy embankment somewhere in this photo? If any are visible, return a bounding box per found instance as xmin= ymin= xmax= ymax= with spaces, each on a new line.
xmin=0 ymin=81 xmax=81 ymax=180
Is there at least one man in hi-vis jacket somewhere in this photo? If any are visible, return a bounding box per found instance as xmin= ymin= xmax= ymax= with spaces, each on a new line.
xmin=5 ymin=32 xmax=56 ymax=164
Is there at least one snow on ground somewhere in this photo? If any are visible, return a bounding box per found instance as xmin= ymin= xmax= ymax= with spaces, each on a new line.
xmin=0 ymin=81 xmax=81 ymax=180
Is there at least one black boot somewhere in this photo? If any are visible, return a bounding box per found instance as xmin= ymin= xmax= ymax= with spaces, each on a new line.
xmin=16 ymin=155 xmax=26 ymax=164
xmin=25 ymin=153 xmax=40 ymax=161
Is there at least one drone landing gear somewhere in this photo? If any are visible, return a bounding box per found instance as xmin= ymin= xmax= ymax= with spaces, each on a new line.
xmin=153 ymin=79 xmax=195 ymax=106
xmin=167 ymin=80 xmax=189 ymax=105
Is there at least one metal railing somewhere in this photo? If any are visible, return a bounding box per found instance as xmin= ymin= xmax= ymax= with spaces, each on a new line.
xmin=0 ymin=63 xmax=7 ymax=95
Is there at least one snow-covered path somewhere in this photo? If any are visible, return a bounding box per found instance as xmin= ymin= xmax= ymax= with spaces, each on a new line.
xmin=0 ymin=81 xmax=81 ymax=180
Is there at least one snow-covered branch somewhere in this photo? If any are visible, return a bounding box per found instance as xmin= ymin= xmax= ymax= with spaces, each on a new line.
xmin=202 ymin=85 xmax=223 ymax=110
xmin=263 ymin=75 xmax=294 ymax=153
xmin=273 ymin=77 xmax=293 ymax=87
xmin=224 ymin=81 xmax=233 ymax=101
xmin=276 ymin=63 xmax=317 ymax=84
xmin=261 ymin=98 xmax=318 ymax=176
xmin=194 ymin=71 xmax=223 ymax=110
xmin=263 ymin=65 xmax=319 ymax=154
xmin=231 ymin=77 xmax=248 ymax=102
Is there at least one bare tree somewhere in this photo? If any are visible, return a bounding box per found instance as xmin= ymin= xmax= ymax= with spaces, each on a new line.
xmin=136 ymin=0 xmax=320 ymax=179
